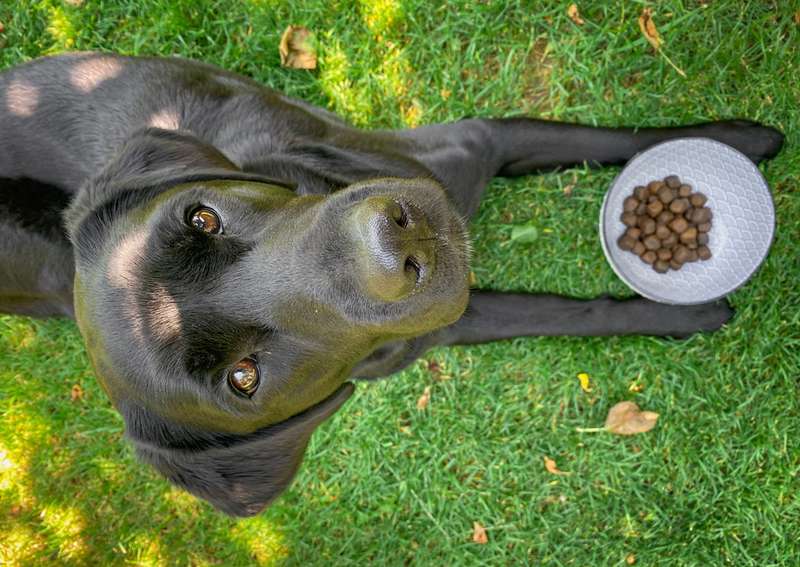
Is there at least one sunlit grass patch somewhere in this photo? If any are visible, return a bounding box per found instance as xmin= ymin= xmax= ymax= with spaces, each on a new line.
xmin=359 ymin=0 xmax=403 ymax=39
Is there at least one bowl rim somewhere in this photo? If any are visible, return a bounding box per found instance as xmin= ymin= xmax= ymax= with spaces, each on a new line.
xmin=599 ymin=136 xmax=776 ymax=305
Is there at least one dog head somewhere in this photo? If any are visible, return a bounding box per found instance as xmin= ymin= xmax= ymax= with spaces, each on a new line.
xmin=65 ymin=128 xmax=470 ymax=515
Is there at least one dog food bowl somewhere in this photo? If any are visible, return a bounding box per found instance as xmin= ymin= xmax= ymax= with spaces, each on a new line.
xmin=600 ymin=138 xmax=775 ymax=305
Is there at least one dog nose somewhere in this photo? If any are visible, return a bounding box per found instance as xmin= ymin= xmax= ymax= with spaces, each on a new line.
xmin=349 ymin=196 xmax=435 ymax=302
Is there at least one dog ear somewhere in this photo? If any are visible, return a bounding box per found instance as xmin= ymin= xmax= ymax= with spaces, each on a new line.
xmin=65 ymin=127 xmax=294 ymax=237
xmin=130 ymin=383 xmax=355 ymax=517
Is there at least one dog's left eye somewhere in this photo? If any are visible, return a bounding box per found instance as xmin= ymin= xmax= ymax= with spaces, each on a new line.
xmin=228 ymin=356 xmax=260 ymax=396
xmin=188 ymin=207 xmax=223 ymax=234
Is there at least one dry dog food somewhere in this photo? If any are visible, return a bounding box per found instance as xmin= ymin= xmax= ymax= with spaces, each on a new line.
xmin=617 ymin=175 xmax=712 ymax=273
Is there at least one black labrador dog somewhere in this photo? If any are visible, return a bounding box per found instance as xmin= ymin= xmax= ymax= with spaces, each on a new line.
xmin=0 ymin=52 xmax=783 ymax=516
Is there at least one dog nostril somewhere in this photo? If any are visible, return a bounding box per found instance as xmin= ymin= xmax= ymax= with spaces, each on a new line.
xmin=404 ymin=256 xmax=422 ymax=282
xmin=390 ymin=201 xmax=409 ymax=229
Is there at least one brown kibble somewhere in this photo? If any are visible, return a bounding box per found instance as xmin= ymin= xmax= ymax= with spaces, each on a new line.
xmin=639 ymin=217 xmax=656 ymax=235
xmin=669 ymin=216 xmax=689 ymax=234
xmin=656 ymin=210 xmax=674 ymax=225
xmin=680 ymin=226 xmax=698 ymax=244
xmin=655 ymin=224 xmax=671 ymax=240
xmin=643 ymin=235 xmax=661 ymax=250
xmin=661 ymin=233 xmax=678 ymax=249
xmin=664 ymin=175 xmax=681 ymax=189
xmin=646 ymin=199 xmax=664 ymax=217
xmin=698 ymin=222 xmax=712 ymax=233
xmin=687 ymin=241 xmax=698 ymax=250
xmin=618 ymin=235 xmax=636 ymax=251
xmin=698 ymin=245 xmax=712 ymax=260
xmin=678 ymin=184 xmax=692 ymax=197
xmin=670 ymin=258 xmax=683 ymax=270
xmin=657 ymin=248 xmax=672 ymax=261
xmin=622 ymin=212 xmax=638 ymax=227
xmin=634 ymin=186 xmax=649 ymax=201
xmin=657 ymin=185 xmax=676 ymax=204
xmin=633 ymin=241 xmax=646 ymax=256
xmin=687 ymin=249 xmax=699 ymax=262
xmin=673 ymin=245 xmax=691 ymax=264
xmin=647 ymin=180 xmax=664 ymax=192
xmin=690 ymin=192 xmax=707 ymax=207
xmin=636 ymin=203 xmax=647 ymax=216
xmin=627 ymin=227 xmax=642 ymax=240
xmin=691 ymin=207 xmax=712 ymax=224
xmin=641 ymin=250 xmax=657 ymax=264
xmin=653 ymin=259 xmax=669 ymax=273
xmin=623 ymin=196 xmax=640 ymax=212
xmin=669 ymin=198 xmax=690 ymax=214
xmin=697 ymin=232 xmax=709 ymax=245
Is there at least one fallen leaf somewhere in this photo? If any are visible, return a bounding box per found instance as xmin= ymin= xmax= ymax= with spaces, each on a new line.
xmin=427 ymin=359 xmax=441 ymax=375
xmin=562 ymin=183 xmax=575 ymax=197
xmin=795 ymin=11 xmax=800 ymax=25
xmin=577 ymin=372 xmax=592 ymax=392
xmin=567 ymin=4 xmax=585 ymax=25
xmin=544 ymin=456 xmax=571 ymax=475
xmin=416 ymin=386 xmax=431 ymax=410
xmin=604 ymin=401 xmax=659 ymax=435
xmin=472 ymin=521 xmax=488 ymax=544
xmin=628 ymin=381 xmax=645 ymax=393
xmin=509 ymin=223 xmax=539 ymax=243
xmin=70 ymin=384 xmax=83 ymax=401
xmin=638 ymin=8 xmax=661 ymax=50
xmin=626 ymin=553 xmax=637 ymax=565
xmin=279 ymin=26 xmax=317 ymax=70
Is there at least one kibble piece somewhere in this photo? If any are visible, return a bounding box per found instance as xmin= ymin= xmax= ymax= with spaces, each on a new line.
xmin=657 ymin=248 xmax=672 ymax=261
xmin=673 ymin=245 xmax=691 ymax=264
xmin=635 ymin=203 xmax=647 ymax=216
xmin=622 ymin=212 xmax=638 ymax=227
xmin=697 ymin=232 xmax=709 ymax=245
xmin=664 ymin=175 xmax=681 ymax=189
xmin=670 ymin=258 xmax=683 ymax=270
xmin=647 ymin=180 xmax=664 ymax=193
xmin=691 ymin=207 xmax=712 ymax=224
xmin=698 ymin=222 xmax=712 ymax=233
xmin=634 ymin=186 xmax=649 ymax=200
xmin=653 ymin=260 xmax=669 ymax=273
xmin=680 ymin=226 xmax=698 ymax=244
xmin=657 ymin=211 xmax=675 ymax=225
xmin=669 ymin=216 xmax=689 ymax=234
xmin=661 ymin=233 xmax=678 ymax=249
xmin=655 ymin=224 xmax=672 ymax=240
xmin=633 ymin=241 xmax=646 ymax=256
xmin=690 ymin=192 xmax=707 ymax=207
xmin=643 ymin=235 xmax=661 ymax=250
xmin=687 ymin=249 xmax=699 ymax=262
xmin=618 ymin=235 xmax=636 ymax=251
xmin=626 ymin=227 xmax=642 ymax=240
xmin=641 ymin=250 xmax=657 ymax=264
xmin=646 ymin=199 xmax=664 ymax=217
xmin=623 ymin=196 xmax=639 ymax=212
xmin=657 ymin=185 xmax=676 ymax=204
xmin=678 ymin=184 xmax=692 ymax=198
xmin=639 ymin=217 xmax=656 ymax=235
xmin=669 ymin=198 xmax=690 ymax=214
xmin=697 ymin=245 xmax=712 ymax=260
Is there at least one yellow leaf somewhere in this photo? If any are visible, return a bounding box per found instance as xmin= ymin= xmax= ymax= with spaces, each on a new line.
xmin=279 ymin=26 xmax=317 ymax=70
xmin=577 ymin=372 xmax=592 ymax=392
xmin=567 ymin=4 xmax=585 ymax=25
xmin=544 ymin=456 xmax=571 ymax=475
xmin=472 ymin=521 xmax=488 ymax=544
xmin=70 ymin=384 xmax=83 ymax=402
xmin=416 ymin=386 xmax=431 ymax=410
xmin=604 ymin=401 xmax=659 ymax=435
xmin=638 ymin=8 xmax=661 ymax=50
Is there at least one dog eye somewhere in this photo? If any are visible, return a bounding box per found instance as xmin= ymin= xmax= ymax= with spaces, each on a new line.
xmin=228 ymin=357 xmax=260 ymax=396
xmin=188 ymin=207 xmax=223 ymax=234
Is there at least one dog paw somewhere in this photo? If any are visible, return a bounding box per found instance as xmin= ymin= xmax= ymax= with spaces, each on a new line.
xmin=701 ymin=120 xmax=784 ymax=163
xmin=668 ymin=299 xmax=734 ymax=338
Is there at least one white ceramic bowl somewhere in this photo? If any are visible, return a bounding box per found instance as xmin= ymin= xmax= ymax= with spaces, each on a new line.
xmin=600 ymin=138 xmax=775 ymax=305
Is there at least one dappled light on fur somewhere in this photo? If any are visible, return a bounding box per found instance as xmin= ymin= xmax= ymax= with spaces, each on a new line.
xmin=5 ymin=79 xmax=39 ymax=117
xmin=148 ymin=284 xmax=182 ymax=341
xmin=69 ymin=57 xmax=123 ymax=93
xmin=107 ymin=230 xmax=148 ymax=289
xmin=148 ymin=108 xmax=181 ymax=130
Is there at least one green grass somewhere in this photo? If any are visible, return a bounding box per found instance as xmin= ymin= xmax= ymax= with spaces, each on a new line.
xmin=1 ymin=0 xmax=799 ymax=564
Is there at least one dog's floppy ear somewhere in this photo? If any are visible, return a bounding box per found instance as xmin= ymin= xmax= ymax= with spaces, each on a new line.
xmin=129 ymin=383 xmax=354 ymax=517
xmin=66 ymin=127 xmax=294 ymax=239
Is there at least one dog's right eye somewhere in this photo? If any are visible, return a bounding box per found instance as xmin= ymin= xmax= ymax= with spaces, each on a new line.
xmin=228 ymin=356 xmax=260 ymax=397
xmin=188 ymin=207 xmax=223 ymax=234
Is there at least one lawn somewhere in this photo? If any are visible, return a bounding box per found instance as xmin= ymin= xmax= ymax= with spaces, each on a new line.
xmin=1 ymin=1 xmax=799 ymax=565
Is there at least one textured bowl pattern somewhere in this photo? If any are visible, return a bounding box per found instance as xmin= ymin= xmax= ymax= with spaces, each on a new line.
xmin=600 ymin=138 xmax=775 ymax=305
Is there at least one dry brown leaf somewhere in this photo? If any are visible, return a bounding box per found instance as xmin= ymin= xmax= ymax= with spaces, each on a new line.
xmin=795 ymin=10 xmax=800 ymax=25
xmin=567 ymin=4 xmax=585 ymax=25
xmin=626 ymin=553 xmax=637 ymax=565
xmin=638 ymin=8 xmax=661 ymax=50
xmin=70 ymin=384 xmax=83 ymax=401
xmin=279 ymin=26 xmax=317 ymax=70
xmin=544 ymin=456 xmax=571 ymax=475
xmin=562 ymin=183 xmax=575 ymax=197
xmin=416 ymin=386 xmax=431 ymax=410
xmin=472 ymin=521 xmax=488 ymax=544
xmin=604 ymin=401 xmax=659 ymax=436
